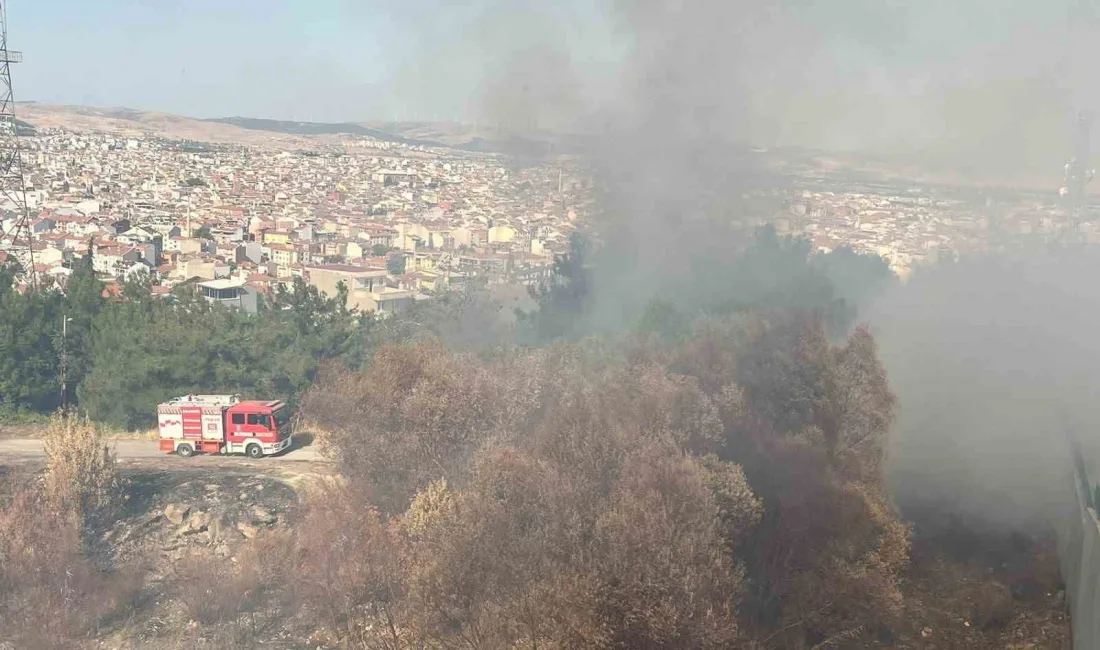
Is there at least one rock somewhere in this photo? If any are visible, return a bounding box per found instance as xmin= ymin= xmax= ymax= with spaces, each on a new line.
xmin=179 ymin=511 xmax=212 ymax=535
xmin=192 ymin=510 xmax=213 ymax=529
xmin=215 ymin=543 xmax=231 ymax=558
xmin=251 ymin=507 xmax=277 ymax=525
xmin=164 ymin=503 xmax=190 ymax=526
xmin=921 ymin=627 xmax=933 ymax=639
xmin=239 ymin=492 xmax=249 ymax=501
xmin=204 ymin=484 xmax=220 ymax=491
xmin=237 ymin=522 xmax=260 ymax=539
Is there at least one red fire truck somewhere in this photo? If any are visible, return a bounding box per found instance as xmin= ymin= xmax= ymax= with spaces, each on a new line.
xmin=157 ymin=394 xmax=293 ymax=458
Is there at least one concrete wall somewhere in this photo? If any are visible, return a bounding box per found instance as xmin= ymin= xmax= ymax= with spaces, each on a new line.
xmin=1057 ymin=440 xmax=1100 ymax=649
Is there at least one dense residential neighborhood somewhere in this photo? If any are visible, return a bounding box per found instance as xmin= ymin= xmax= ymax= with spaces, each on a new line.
xmin=1 ymin=116 xmax=1093 ymax=305
xmin=0 ymin=123 xmax=594 ymax=312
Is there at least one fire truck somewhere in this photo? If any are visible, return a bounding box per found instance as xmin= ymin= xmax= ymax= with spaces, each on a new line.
xmin=157 ymin=394 xmax=293 ymax=458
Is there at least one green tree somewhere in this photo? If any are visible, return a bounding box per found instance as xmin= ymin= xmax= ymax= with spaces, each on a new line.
xmin=0 ymin=282 xmax=64 ymax=413
xmin=636 ymin=298 xmax=688 ymax=341
xmin=386 ymin=253 xmax=407 ymax=276
xmin=60 ymin=251 xmax=105 ymax=405
xmin=371 ymin=243 xmax=390 ymax=257
xmin=78 ymin=277 xmax=361 ymax=429
xmin=814 ymin=245 xmax=896 ymax=317
xmin=519 ymin=231 xmax=591 ymax=344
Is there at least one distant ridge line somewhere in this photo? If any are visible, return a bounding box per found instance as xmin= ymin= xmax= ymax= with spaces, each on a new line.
xmin=203 ymin=116 xmax=433 ymax=146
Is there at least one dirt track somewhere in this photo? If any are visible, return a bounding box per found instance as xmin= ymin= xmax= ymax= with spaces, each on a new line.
xmin=0 ymin=438 xmax=325 ymax=466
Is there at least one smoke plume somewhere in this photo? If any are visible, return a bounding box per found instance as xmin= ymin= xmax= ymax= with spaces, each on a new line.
xmin=870 ymin=247 xmax=1100 ymax=531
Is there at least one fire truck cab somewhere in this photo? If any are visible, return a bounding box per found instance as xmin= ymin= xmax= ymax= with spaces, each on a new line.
xmin=157 ymin=394 xmax=293 ymax=458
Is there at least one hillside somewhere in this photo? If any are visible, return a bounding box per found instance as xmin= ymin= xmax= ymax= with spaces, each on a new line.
xmin=15 ymin=103 xmax=572 ymax=156
xmin=204 ymin=116 xmax=431 ymax=146
xmin=16 ymin=103 xmax=336 ymax=149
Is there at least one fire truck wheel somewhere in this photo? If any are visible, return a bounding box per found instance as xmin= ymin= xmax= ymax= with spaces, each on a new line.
xmin=245 ymin=444 xmax=264 ymax=459
xmin=177 ymin=443 xmax=195 ymax=458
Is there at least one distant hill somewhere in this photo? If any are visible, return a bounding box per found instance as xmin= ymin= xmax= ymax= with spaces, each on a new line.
xmin=15 ymin=103 xmax=339 ymax=149
xmin=203 ymin=116 xmax=563 ymax=155
xmin=204 ymin=116 xmax=423 ymax=144
xmin=13 ymin=103 xmax=580 ymax=159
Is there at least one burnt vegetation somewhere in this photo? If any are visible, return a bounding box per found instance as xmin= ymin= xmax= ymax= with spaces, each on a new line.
xmin=0 ymin=229 xmax=1068 ymax=649
xmin=295 ymin=307 xmax=908 ymax=649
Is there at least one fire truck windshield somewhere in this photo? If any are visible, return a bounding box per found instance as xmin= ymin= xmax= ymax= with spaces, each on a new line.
xmin=274 ymin=408 xmax=291 ymax=428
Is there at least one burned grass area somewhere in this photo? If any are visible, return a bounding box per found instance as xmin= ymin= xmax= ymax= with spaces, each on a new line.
xmin=886 ymin=516 xmax=1070 ymax=650
xmin=106 ymin=468 xmax=303 ymax=563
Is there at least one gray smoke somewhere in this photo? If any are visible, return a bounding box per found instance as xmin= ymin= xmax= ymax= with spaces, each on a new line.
xmin=369 ymin=0 xmax=1100 ymax=177
xmin=369 ymin=1 xmax=1100 ymax=526
xmin=870 ymin=247 xmax=1100 ymax=531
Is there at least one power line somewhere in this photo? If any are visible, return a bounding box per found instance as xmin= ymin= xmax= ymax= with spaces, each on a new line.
xmin=0 ymin=0 xmax=34 ymax=288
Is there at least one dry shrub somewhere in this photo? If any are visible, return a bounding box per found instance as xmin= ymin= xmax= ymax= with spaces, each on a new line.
xmin=297 ymin=314 xmax=910 ymax=650
xmin=0 ymin=415 xmax=134 ymax=648
xmin=388 ymin=444 xmax=762 ymax=650
xmin=714 ymin=316 xmax=909 ymax=647
xmin=0 ymin=480 xmax=141 ymax=648
xmin=295 ymin=340 xmax=768 ymax=649
xmin=301 ymin=341 xmax=509 ymax=513
xmin=292 ymin=484 xmax=407 ymax=649
xmin=591 ymin=447 xmax=762 ymax=649
xmin=173 ymin=530 xmax=296 ymax=643
xmin=42 ymin=412 xmax=121 ymax=532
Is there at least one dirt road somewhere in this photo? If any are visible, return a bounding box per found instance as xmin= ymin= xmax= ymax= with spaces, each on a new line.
xmin=0 ymin=438 xmax=324 ymax=464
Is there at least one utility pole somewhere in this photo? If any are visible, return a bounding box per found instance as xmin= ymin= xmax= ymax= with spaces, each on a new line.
xmin=59 ymin=315 xmax=71 ymax=409
xmin=0 ymin=0 xmax=33 ymax=288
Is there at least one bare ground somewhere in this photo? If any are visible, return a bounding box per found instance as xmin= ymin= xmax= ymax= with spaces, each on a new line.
xmin=883 ymin=520 xmax=1070 ymax=650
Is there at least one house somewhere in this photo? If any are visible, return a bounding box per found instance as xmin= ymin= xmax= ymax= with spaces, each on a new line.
xmin=93 ymin=246 xmax=142 ymax=276
xmin=304 ymin=263 xmax=388 ymax=312
xmin=366 ymin=287 xmax=417 ymax=316
xmin=197 ymin=278 xmax=258 ymax=314
xmin=372 ymin=170 xmax=415 ymax=186
xmin=264 ymin=230 xmax=293 ymax=246
xmin=29 ymin=217 xmax=56 ymax=234
xmin=238 ymin=242 xmax=263 ymax=264
xmin=488 ymin=224 xmax=518 ymax=244
xmin=359 ymin=225 xmax=397 ymax=249
xmin=346 ymin=241 xmax=366 ymax=260
xmin=118 ymin=226 xmax=163 ymax=262
xmin=267 ymin=244 xmax=301 ymax=271
xmin=394 ymin=223 xmax=428 ymax=250
xmin=36 ymin=245 xmax=66 ymax=267
xmin=147 ymin=223 xmax=182 ymax=239
xmin=76 ymin=199 xmax=102 ymax=215
xmin=165 ymin=236 xmax=204 ymax=255
xmin=176 ymin=256 xmax=230 ymax=281
xmin=401 ymin=270 xmax=448 ymax=293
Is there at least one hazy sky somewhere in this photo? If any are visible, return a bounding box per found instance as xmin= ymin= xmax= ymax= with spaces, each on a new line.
xmin=10 ymin=0 xmax=621 ymax=123
xmin=12 ymin=0 xmax=399 ymax=121
xmin=11 ymin=0 xmax=1100 ymax=172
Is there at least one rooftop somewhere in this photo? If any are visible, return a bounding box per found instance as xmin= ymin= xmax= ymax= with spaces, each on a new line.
xmin=197 ymin=278 xmax=246 ymax=290
xmin=307 ymin=263 xmax=386 ymax=274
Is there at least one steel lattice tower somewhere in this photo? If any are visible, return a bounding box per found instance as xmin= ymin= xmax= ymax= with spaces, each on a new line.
xmin=0 ymin=0 xmax=33 ymax=287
